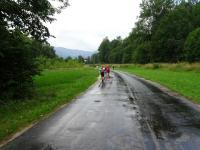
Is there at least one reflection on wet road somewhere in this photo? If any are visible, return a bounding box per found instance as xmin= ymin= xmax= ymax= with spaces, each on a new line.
xmin=1 ymin=72 xmax=200 ymax=150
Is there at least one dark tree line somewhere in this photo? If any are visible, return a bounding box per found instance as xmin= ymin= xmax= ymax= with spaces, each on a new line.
xmin=91 ymin=0 xmax=200 ymax=64
xmin=0 ymin=0 xmax=68 ymax=100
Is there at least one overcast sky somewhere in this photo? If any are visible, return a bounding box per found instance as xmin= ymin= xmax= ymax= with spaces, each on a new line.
xmin=47 ymin=0 xmax=141 ymax=51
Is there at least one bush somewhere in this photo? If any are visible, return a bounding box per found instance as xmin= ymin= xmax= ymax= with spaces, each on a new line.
xmin=184 ymin=28 xmax=200 ymax=62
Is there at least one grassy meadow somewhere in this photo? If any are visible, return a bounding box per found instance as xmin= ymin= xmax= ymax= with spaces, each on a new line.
xmin=118 ymin=63 xmax=200 ymax=104
xmin=0 ymin=68 xmax=98 ymax=143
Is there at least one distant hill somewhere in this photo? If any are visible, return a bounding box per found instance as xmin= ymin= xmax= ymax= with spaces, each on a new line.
xmin=54 ymin=47 xmax=95 ymax=58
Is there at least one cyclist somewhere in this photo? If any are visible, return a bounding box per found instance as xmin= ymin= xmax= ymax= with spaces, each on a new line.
xmin=105 ymin=64 xmax=110 ymax=79
xmin=99 ymin=65 xmax=105 ymax=82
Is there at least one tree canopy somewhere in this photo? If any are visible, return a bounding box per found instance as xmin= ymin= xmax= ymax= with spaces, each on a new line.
xmin=92 ymin=0 xmax=200 ymax=64
xmin=0 ymin=0 xmax=69 ymax=40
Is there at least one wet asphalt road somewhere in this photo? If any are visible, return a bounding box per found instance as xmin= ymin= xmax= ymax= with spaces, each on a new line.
xmin=1 ymin=71 xmax=200 ymax=150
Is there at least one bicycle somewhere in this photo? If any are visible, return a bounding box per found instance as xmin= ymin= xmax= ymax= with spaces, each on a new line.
xmin=99 ymin=76 xmax=105 ymax=87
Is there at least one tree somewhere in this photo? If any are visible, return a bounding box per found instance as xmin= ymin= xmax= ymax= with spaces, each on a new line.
xmin=28 ymin=40 xmax=56 ymax=58
xmin=133 ymin=42 xmax=151 ymax=64
xmin=77 ymin=55 xmax=85 ymax=63
xmin=98 ymin=37 xmax=111 ymax=63
xmin=151 ymin=2 xmax=200 ymax=62
xmin=122 ymin=46 xmax=132 ymax=63
xmin=0 ymin=30 xmax=40 ymax=99
xmin=139 ymin=0 xmax=174 ymax=36
xmin=91 ymin=53 xmax=99 ymax=64
xmin=0 ymin=0 xmax=69 ymax=40
xmin=0 ymin=0 xmax=68 ymax=100
xmin=109 ymin=37 xmax=123 ymax=63
xmin=95 ymin=0 xmax=200 ymax=64
xmin=184 ymin=28 xmax=200 ymax=62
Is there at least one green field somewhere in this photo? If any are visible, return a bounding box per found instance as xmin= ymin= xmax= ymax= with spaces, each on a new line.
xmin=119 ymin=65 xmax=200 ymax=104
xmin=0 ymin=68 xmax=98 ymax=143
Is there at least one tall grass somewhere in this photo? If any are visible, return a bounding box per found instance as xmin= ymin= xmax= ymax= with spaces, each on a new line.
xmin=117 ymin=63 xmax=200 ymax=72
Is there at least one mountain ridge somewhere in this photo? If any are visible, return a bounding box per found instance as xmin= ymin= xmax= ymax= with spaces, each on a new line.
xmin=54 ymin=47 xmax=95 ymax=58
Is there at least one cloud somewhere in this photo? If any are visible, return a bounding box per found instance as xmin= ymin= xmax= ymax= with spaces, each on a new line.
xmin=47 ymin=0 xmax=141 ymax=51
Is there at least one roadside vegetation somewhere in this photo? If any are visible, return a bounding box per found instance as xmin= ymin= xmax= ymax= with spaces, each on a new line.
xmin=0 ymin=68 xmax=97 ymax=143
xmin=118 ymin=63 xmax=200 ymax=104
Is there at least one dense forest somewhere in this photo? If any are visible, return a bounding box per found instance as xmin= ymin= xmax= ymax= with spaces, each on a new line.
xmin=0 ymin=0 xmax=68 ymax=100
xmin=91 ymin=0 xmax=200 ymax=64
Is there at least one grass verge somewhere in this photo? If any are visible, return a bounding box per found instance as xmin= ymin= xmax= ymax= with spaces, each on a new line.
xmin=119 ymin=65 xmax=200 ymax=104
xmin=0 ymin=68 xmax=98 ymax=143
